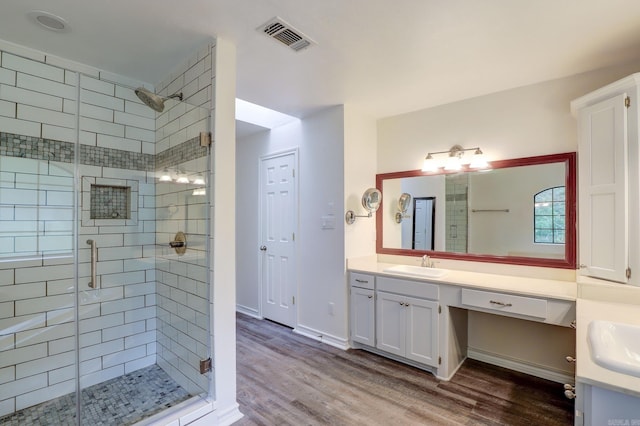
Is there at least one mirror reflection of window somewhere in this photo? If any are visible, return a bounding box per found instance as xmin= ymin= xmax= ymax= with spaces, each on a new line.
xmin=534 ymin=186 xmax=566 ymax=244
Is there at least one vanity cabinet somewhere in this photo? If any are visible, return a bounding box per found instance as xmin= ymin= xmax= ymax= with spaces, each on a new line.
xmin=575 ymin=381 xmax=640 ymax=426
xmin=376 ymin=291 xmax=439 ymax=366
xmin=571 ymin=74 xmax=640 ymax=284
xmin=349 ymin=273 xmax=375 ymax=346
xmin=376 ymin=277 xmax=439 ymax=367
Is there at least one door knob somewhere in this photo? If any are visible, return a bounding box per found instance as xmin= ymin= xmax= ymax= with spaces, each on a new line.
xmin=259 ymin=245 xmax=267 ymax=251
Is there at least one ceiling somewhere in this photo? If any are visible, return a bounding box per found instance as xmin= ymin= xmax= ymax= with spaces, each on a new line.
xmin=2 ymin=1 xmax=640 ymax=124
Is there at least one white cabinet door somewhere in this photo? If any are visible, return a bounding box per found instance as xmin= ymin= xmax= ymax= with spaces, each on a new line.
xmin=350 ymin=286 xmax=375 ymax=346
xmin=405 ymin=296 xmax=439 ymax=366
xmin=578 ymin=94 xmax=629 ymax=283
xmin=376 ymin=291 xmax=405 ymax=356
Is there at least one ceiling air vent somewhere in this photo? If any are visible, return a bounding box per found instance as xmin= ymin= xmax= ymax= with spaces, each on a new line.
xmin=258 ymin=17 xmax=315 ymax=52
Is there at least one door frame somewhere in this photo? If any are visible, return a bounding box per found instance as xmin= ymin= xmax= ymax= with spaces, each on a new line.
xmin=257 ymin=147 xmax=299 ymax=325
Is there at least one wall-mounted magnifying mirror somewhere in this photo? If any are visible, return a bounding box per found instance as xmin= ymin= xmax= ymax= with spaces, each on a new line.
xmin=395 ymin=193 xmax=412 ymax=223
xmin=346 ymin=188 xmax=382 ymax=224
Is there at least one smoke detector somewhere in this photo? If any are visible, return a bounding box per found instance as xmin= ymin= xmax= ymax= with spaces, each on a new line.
xmin=257 ymin=17 xmax=316 ymax=52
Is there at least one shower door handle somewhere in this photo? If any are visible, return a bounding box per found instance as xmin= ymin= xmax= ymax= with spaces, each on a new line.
xmin=87 ymin=239 xmax=98 ymax=289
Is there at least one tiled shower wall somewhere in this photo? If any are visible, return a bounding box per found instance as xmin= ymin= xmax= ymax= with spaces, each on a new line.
xmin=0 ymin=47 xmax=158 ymax=416
xmin=154 ymin=43 xmax=213 ymax=396
xmin=445 ymin=174 xmax=468 ymax=253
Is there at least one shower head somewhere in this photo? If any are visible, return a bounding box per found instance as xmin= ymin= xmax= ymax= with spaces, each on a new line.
xmin=134 ymin=87 xmax=183 ymax=113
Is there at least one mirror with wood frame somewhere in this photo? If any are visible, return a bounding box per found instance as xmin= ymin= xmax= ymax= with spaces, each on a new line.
xmin=376 ymin=152 xmax=576 ymax=269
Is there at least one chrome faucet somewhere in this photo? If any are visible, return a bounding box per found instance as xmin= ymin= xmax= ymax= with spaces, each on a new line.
xmin=421 ymin=255 xmax=432 ymax=268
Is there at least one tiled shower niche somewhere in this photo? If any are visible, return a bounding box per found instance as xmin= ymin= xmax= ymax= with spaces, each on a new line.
xmin=90 ymin=184 xmax=131 ymax=219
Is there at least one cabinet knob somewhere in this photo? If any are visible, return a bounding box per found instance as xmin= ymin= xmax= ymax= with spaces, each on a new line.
xmin=367 ymin=295 xmax=373 ymax=299
xmin=570 ymin=320 xmax=576 ymax=329
xmin=563 ymin=384 xmax=575 ymax=391
xmin=565 ymin=356 xmax=576 ymax=363
xmin=564 ymin=390 xmax=576 ymax=400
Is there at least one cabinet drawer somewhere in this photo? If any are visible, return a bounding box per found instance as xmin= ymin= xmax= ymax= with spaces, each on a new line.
xmin=377 ymin=277 xmax=439 ymax=300
xmin=350 ymin=272 xmax=375 ymax=290
xmin=461 ymin=288 xmax=547 ymax=319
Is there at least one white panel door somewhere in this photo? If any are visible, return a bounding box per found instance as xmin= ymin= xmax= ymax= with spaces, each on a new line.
xmin=578 ymin=94 xmax=628 ymax=283
xmin=260 ymin=151 xmax=297 ymax=326
xmin=405 ymin=296 xmax=439 ymax=366
xmin=350 ymin=286 xmax=375 ymax=346
xmin=413 ymin=199 xmax=428 ymax=250
xmin=376 ymin=291 xmax=405 ymax=356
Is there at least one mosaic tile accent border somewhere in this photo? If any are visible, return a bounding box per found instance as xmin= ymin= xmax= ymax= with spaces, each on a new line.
xmin=80 ymin=144 xmax=155 ymax=171
xmin=1 ymin=132 xmax=208 ymax=172
xmin=0 ymin=132 xmax=74 ymax=163
xmin=0 ymin=364 xmax=192 ymax=426
xmin=155 ymin=136 xmax=209 ymax=171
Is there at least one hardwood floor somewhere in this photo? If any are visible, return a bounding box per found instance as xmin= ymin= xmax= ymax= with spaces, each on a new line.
xmin=235 ymin=313 xmax=574 ymax=425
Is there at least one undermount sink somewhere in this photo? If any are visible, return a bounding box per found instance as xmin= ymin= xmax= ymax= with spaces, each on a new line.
xmin=588 ymin=320 xmax=640 ymax=378
xmin=383 ymin=264 xmax=448 ymax=279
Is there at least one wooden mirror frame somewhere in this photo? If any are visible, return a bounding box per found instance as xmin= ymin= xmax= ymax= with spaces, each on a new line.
xmin=375 ymin=152 xmax=577 ymax=269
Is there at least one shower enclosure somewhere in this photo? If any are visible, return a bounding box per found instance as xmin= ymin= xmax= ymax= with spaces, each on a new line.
xmin=0 ymin=48 xmax=212 ymax=424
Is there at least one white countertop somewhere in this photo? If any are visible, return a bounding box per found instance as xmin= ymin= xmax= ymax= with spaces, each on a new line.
xmin=348 ymin=257 xmax=577 ymax=301
xmin=576 ymin=298 xmax=640 ymax=396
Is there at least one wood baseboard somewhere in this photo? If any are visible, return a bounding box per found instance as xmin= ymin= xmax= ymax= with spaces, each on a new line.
xmin=293 ymin=324 xmax=349 ymax=350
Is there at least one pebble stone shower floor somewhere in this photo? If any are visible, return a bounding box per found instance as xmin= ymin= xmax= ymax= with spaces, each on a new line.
xmin=1 ymin=365 xmax=192 ymax=425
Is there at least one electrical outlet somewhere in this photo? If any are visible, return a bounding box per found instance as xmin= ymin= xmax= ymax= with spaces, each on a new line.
xmin=328 ymin=302 xmax=335 ymax=316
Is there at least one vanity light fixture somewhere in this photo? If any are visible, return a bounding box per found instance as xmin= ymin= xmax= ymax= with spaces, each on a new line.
xmin=159 ymin=169 xmax=172 ymax=182
xmin=193 ymin=175 xmax=206 ymax=185
xmin=176 ymin=174 xmax=190 ymax=184
xmin=422 ymin=145 xmax=489 ymax=172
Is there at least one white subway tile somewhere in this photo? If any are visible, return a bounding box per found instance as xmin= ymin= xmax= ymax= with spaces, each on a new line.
xmin=79 ymin=312 xmax=123 ymax=334
xmin=64 ymin=70 xmax=78 ymax=86
xmin=0 ymin=334 xmax=14 ymax=351
xmin=79 ymin=330 xmax=101 ymax=348
xmin=0 ymin=42 xmax=45 ymax=62
xmin=79 ymin=287 xmax=123 ymax=306
xmin=79 ymin=130 xmax=97 ymax=145
xmin=45 ymin=190 xmax=73 ymax=206
xmin=125 ymin=306 xmax=155 ymax=323
xmin=0 ymin=99 xmax=15 ymax=117
xmin=98 ymin=246 xmax=142 ymax=262
xmin=15 ymin=264 xmax=74 ymax=284
xmin=80 ymin=75 xmax=114 ymax=96
xmin=80 ymin=364 xmax=123 ymax=388
xmin=46 ymin=279 xmax=75 ymax=297
xmin=101 ymin=296 xmax=145 ymax=315
xmin=114 ymin=111 xmax=154 ymax=130
xmin=80 ymin=89 xmax=124 ymax=111
xmin=124 ymin=330 xmax=155 ymax=349
xmin=48 ymin=364 xmax=75 ymax=384
xmin=0 ymin=282 xmax=46 ymax=302
xmin=102 ymin=345 xmax=146 ymax=369
xmin=0 ymin=67 xmax=16 ymax=85
xmin=15 ymin=378 xmax=74 ymax=410
xmin=124 ymin=354 xmax=155 ymax=374
xmin=42 ymin=124 xmax=76 ymax=143
xmin=0 ymin=342 xmax=47 ymax=369
xmin=142 ymin=141 xmax=155 ymax=155
xmin=0 ymin=302 xmax=14 ymax=319
xmin=16 ymin=322 xmax=74 ymax=348
xmin=0 ymin=399 xmax=14 ymax=418
xmin=16 ymin=350 xmax=74 ymax=379
xmin=15 ymin=293 xmax=74 ymax=316
xmin=79 ymin=356 xmax=101 ymax=375
xmin=96 ymin=134 xmax=141 ymax=153
xmin=124 ymin=100 xmax=156 ymax=119
xmin=3 ymin=53 xmax=64 ymax=83
xmin=62 ymin=98 xmax=76 ymax=114
xmin=17 ymin=73 xmax=76 ymax=99
xmin=48 ymin=336 xmax=75 ymax=355
xmin=0 ymin=365 xmax=15 ymax=385
xmin=80 ymin=102 xmax=114 ymax=121
xmin=103 ymin=320 xmax=146 ymax=342
xmin=0 ymin=84 xmax=63 ymax=111
xmin=17 ymin=104 xmax=74 ymax=128
xmin=0 ymin=313 xmax=46 ymax=337
xmin=101 ymin=271 xmax=146 ymax=288
xmin=0 ymin=372 xmax=47 ymax=400
xmin=0 ymin=116 xmax=41 ymax=138
xmin=125 ymin=125 xmax=155 ymax=143
xmin=79 ymin=116 xmax=124 ymax=137
xmin=80 ymin=339 xmax=123 ymax=361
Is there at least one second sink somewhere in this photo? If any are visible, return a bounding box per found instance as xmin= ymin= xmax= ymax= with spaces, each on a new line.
xmin=383 ymin=264 xmax=448 ymax=278
xmin=588 ymin=320 xmax=640 ymax=378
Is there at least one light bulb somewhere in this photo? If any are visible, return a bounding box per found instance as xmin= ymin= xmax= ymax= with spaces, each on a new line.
xmin=421 ymin=154 xmax=438 ymax=172
xmin=470 ymin=149 xmax=489 ymax=169
xmin=159 ymin=169 xmax=172 ymax=182
xmin=193 ymin=176 xmax=205 ymax=185
xmin=444 ymin=155 xmax=462 ymax=171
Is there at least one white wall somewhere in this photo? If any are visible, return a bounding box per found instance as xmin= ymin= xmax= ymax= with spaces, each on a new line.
xmin=236 ymin=106 xmax=352 ymax=345
xmin=375 ymin=59 xmax=640 ymax=380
